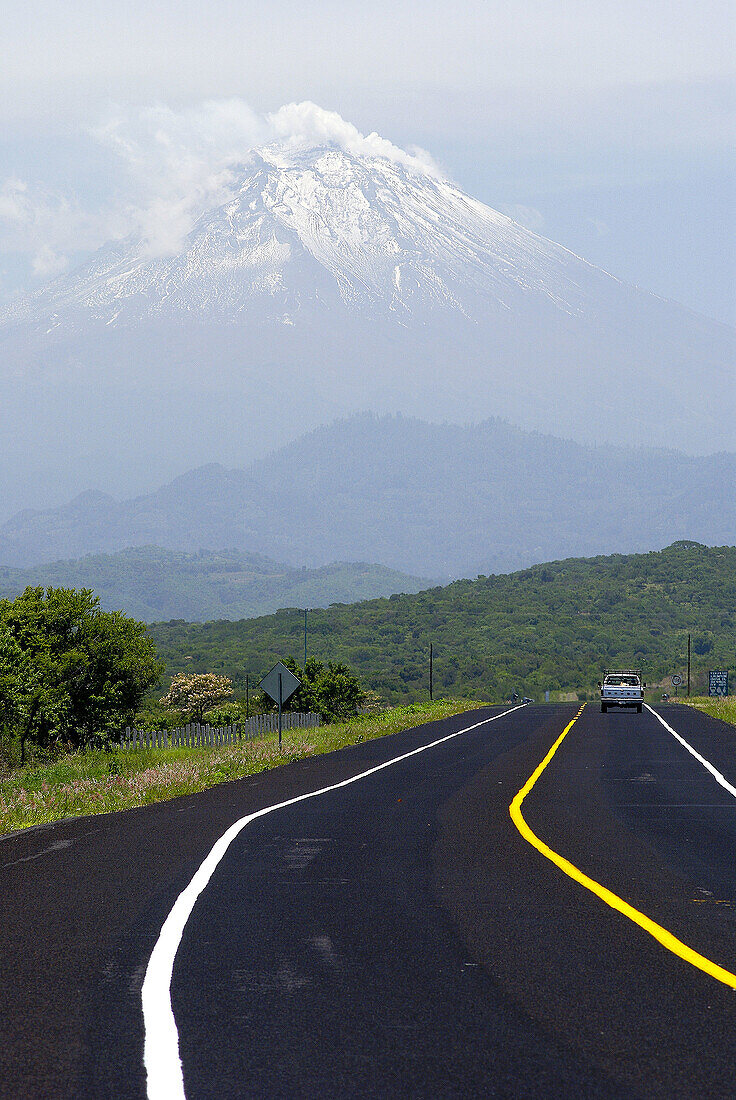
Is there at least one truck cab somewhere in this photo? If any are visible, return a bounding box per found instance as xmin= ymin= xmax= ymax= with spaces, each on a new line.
xmin=599 ymin=670 xmax=645 ymax=714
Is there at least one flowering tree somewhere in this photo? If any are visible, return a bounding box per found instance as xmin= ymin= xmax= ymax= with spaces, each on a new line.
xmin=161 ymin=673 xmax=233 ymax=723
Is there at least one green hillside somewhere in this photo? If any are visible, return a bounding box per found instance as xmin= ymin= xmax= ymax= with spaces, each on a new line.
xmin=148 ymin=541 xmax=736 ymax=703
xmin=0 ymin=547 xmax=430 ymax=622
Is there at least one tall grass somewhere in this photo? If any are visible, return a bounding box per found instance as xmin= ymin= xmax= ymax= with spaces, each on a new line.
xmin=0 ymin=699 xmax=485 ymax=835
xmin=683 ymin=696 xmax=736 ymax=728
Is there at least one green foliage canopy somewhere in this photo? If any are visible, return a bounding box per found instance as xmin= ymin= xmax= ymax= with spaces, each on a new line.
xmin=279 ymin=656 xmax=366 ymax=722
xmin=0 ymin=586 xmax=162 ymax=757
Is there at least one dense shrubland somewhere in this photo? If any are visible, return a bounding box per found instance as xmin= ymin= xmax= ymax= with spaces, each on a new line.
xmin=149 ymin=543 xmax=736 ymax=704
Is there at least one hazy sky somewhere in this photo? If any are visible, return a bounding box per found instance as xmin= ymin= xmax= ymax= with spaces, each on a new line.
xmin=1 ymin=0 xmax=733 ymax=323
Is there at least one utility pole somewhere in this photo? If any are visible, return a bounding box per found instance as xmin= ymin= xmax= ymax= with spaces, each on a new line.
xmin=245 ymin=674 xmax=249 ymax=719
xmin=304 ymin=608 xmax=308 ymax=669
xmin=429 ymin=642 xmax=433 ymax=701
xmin=688 ymin=633 xmax=691 ymax=697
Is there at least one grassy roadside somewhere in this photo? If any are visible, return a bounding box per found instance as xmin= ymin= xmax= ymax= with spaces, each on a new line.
xmin=681 ymin=696 xmax=736 ymax=729
xmin=0 ymin=698 xmax=486 ymax=836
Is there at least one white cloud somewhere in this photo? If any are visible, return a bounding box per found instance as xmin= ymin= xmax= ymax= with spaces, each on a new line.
xmin=89 ymin=100 xmax=269 ymax=256
xmin=30 ymin=245 xmax=68 ymax=279
xmin=0 ymin=176 xmax=126 ymax=283
xmin=93 ymin=99 xmax=445 ymax=256
xmin=266 ymin=101 xmax=443 ymax=177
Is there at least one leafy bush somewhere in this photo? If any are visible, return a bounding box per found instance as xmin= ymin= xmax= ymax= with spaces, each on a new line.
xmin=132 ymin=698 xmax=185 ymax=732
xmin=202 ymin=701 xmax=244 ymax=726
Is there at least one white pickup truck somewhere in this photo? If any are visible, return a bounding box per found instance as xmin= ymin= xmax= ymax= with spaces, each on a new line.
xmin=598 ymin=670 xmax=646 ymax=714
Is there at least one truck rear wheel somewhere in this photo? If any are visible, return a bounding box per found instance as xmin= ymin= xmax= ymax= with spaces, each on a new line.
xmin=601 ymin=703 xmax=607 ymax=713
xmin=636 ymin=703 xmax=643 ymax=714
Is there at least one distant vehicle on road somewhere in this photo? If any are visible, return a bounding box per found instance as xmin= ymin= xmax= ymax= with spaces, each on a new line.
xmin=598 ymin=670 xmax=646 ymax=714
xmin=522 ymin=697 xmax=534 ymax=704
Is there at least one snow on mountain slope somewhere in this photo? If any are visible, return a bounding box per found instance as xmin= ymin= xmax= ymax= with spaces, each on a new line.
xmin=3 ymin=142 xmax=616 ymax=331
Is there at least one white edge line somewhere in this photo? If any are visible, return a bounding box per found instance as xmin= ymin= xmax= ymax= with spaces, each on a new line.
xmin=645 ymin=704 xmax=736 ymax=800
xmin=141 ymin=704 xmax=526 ymax=1099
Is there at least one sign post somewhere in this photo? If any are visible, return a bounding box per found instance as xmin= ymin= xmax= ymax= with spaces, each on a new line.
xmin=278 ymin=674 xmax=282 ymax=749
xmin=671 ymin=673 xmax=683 ymax=697
xmin=709 ymin=670 xmax=729 ymax=697
xmin=260 ymin=661 xmax=301 ymax=751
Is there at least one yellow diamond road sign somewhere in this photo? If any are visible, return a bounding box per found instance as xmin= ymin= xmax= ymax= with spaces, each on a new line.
xmin=260 ymin=661 xmax=301 ymax=705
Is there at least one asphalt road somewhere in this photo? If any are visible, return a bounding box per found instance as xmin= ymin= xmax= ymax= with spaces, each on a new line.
xmin=3 ymin=703 xmax=736 ymax=1098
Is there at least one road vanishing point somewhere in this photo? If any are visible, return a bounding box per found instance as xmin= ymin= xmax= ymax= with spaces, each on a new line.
xmin=4 ymin=703 xmax=736 ymax=1098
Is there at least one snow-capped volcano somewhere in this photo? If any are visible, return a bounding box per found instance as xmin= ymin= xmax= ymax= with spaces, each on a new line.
xmin=1 ymin=107 xmax=734 ymax=512
xmin=5 ymin=140 xmax=613 ymax=330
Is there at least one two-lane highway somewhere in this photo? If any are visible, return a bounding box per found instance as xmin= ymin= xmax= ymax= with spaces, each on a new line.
xmin=3 ymin=702 xmax=736 ymax=1097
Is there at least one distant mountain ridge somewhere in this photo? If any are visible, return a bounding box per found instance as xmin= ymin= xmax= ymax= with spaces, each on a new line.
xmin=2 ymin=414 xmax=735 ymax=578
xmin=0 ymin=546 xmax=430 ymax=622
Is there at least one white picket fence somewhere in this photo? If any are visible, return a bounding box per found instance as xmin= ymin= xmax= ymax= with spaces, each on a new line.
xmin=119 ymin=711 xmax=321 ymax=750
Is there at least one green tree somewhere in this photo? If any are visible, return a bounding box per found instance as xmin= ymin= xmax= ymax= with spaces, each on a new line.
xmin=2 ymin=599 xmax=59 ymax=744
xmin=281 ymin=656 xmax=366 ymax=722
xmin=0 ymin=586 xmax=162 ymax=753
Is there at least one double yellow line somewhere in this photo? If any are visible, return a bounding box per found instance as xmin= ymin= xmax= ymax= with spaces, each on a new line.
xmin=510 ymin=705 xmax=736 ymax=989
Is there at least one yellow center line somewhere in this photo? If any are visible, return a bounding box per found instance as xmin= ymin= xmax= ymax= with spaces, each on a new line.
xmin=509 ymin=704 xmax=736 ymax=989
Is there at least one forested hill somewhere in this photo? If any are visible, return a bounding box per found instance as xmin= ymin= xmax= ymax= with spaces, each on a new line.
xmin=148 ymin=542 xmax=736 ymax=704
xmin=0 ymin=547 xmax=429 ymax=622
